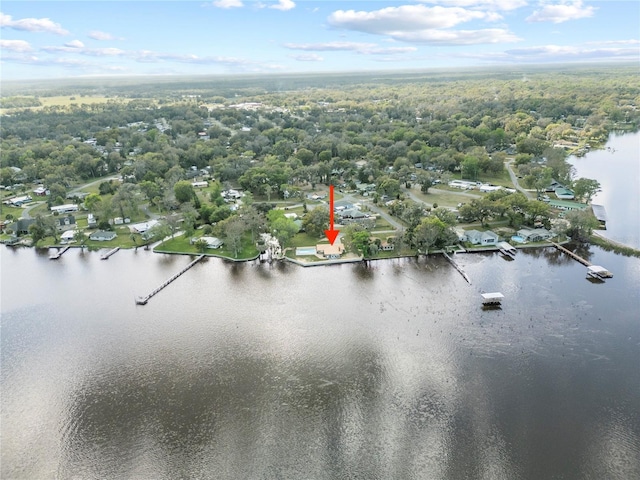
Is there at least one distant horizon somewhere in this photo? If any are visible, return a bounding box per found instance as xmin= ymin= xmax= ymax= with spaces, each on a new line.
xmin=1 ymin=1 xmax=638 ymax=82
xmin=2 ymin=60 xmax=637 ymax=88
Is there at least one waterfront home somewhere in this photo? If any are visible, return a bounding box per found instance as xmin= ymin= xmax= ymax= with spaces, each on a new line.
xmin=129 ymin=220 xmax=159 ymax=234
xmin=547 ymin=199 xmax=588 ymax=211
xmin=465 ymin=229 xmax=499 ymax=245
xmin=192 ymin=236 xmax=224 ymax=249
xmin=554 ymin=187 xmax=575 ymax=200
xmin=517 ymin=228 xmax=553 ymax=242
xmin=56 ymin=215 xmax=76 ymax=232
xmin=60 ymin=229 xmax=78 ymax=243
xmin=7 ymin=218 xmax=34 ymax=235
xmin=316 ymin=243 xmax=344 ymax=259
xmin=89 ymin=230 xmax=117 ymax=241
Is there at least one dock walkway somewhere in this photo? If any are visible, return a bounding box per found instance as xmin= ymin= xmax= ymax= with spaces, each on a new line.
xmin=443 ymin=252 xmax=471 ymax=284
xmin=136 ymin=255 xmax=205 ymax=305
xmin=101 ymin=247 xmax=120 ymax=260
xmin=550 ymin=242 xmax=591 ymax=266
xmin=49 ymin=246 xmax=70 ymax=260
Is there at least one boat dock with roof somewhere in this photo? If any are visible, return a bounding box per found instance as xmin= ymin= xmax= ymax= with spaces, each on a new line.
xmin=481 ymin=292 xmax=504 ymax=306
xmin=591 ymin=204 xmax=607 ymax=228
xmin=498 ymin=241 xmax=517 ymax=258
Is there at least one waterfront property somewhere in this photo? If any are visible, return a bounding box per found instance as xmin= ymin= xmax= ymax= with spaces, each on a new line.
xmin=516 ymin=228 xmax=554 ymax=243
xmin=547 ymin=199 xmax=588 ymax=211
xmin=465 ymin=229 xmax=499 ymax=245
xmin=89 ymin=230 xmax=117 ymax=242
xmin=316 ymin=243 xmax=344 ymax=259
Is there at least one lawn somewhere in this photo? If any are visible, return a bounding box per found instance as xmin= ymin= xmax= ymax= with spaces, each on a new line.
xmin=156 ymin=232 xmax=259 ymax=260
xmin=0 ymin=204 xmax=28 ymax=220
xmin=287 ymin=231 xmax=326 ymax=248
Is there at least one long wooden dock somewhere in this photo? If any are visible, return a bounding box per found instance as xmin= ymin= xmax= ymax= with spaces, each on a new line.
xmin=550 ymin=242 xmax=591 ymax=266
xmin=100 ymin=247 xmax=120 ymax=260
xmin=49 ymin=246 xmax=71 ymax=260
xmin=443 ymin=252 xmax=471 ymax=284
xmin=136 ymin=255 xmax=205 ymax=305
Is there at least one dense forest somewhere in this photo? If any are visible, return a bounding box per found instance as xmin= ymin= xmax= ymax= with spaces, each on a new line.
xmin=1 ymin=64 xmax=638 ymax=254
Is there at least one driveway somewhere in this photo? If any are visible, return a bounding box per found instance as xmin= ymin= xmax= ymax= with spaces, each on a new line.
xmin=505 ymin=160 xmax=534 ymax=199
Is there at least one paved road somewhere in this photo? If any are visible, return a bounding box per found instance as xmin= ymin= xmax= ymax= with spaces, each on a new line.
xmin=505 ymin=160 xmax=534 ymax=199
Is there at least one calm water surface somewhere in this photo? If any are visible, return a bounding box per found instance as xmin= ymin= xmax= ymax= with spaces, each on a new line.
xmin=2 ymin=244 xmax=639 ymax=479
xmin=568 ymin=131 xmax=640 ymax=249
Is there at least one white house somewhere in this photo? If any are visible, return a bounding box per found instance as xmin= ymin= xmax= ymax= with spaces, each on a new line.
xmin=466 ymin=229 xmax=499 ymax=245
xmin=129 ymin=219 xmax=159 ymax=234
xmin=89 ymin=230 xmax=117 ymax=241
xmin=51 ymin=204 xmax=78 ymax=214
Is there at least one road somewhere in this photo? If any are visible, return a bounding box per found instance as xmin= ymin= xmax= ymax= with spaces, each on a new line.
xmin=505 ymin=160 xmax=534 ymax=199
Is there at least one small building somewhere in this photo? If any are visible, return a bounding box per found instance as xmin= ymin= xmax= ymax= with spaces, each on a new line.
xmin=33 ymin=186 xmax=48 ymax=196
xmin=316 ymin=243 xmax=344 ymax=259
xmin=87 ymin=213 xmax=97 ymax=227
xmin=51 ymin=204 xmax=78 ymax=214
xmin=465 ymin=229 xmax=498 ymax=245
xmin=380 ymin=242 xmax=394 ymax=251
xmin=89 ymin=230 xmax=117 ymax=241
xmin=191 ymin=181 xmax=209 ymax=188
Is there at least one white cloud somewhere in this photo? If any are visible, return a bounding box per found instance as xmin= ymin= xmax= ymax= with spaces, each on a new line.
xmin=212 ymin=0 xmax=243 ymax=8
xmin=526 ymin=1 xmax=596 ymax=24
xmin=328 ymin=5 xmax=492 ymax=33
xmin=0 ymin=39 xmax=32 ymax=52
xmin=64 ymin=39 xmax=84 ymax=48
xmin=41 ymin=45 xmax=126 ymax=56
xmin=416 ymin=0 xmax=527 ymax=11
xmin=283 ymin=41 xmax=417 ymax=55
xmin=392 ymin=28 xmax=520 ymax=45
xmin=288 ymin=53 xmax=324 ymax=62
xmin=270 ymin=0 xmax=296 ymax=11
xmin=88 ymin=30 xmax=121 ymax=41
xmin=452 ymin=43 xmax=640 ymax=63
xmin=0 ymin=12 xmax=69 ymax=35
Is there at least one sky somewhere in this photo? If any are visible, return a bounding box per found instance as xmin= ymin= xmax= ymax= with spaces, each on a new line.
xmin=0 ymin=1 xmax=638 ymax=80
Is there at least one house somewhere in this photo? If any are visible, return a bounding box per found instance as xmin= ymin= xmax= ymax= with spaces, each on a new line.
xmin=554 ymin=187 xmax=575 ymax=200
xmin=6 ymin=195 xmax=32 ymax=206
xmin=465 ymin=229 xmax=498 ymax=245
xmin=129 ymin=219 xmax=159 ymax=234
xmin=547 ymin=199 xmax=588 ymax=211
xmin=7 ymin=218 xmax=35 ymax=235
xmin=51 ymin=204 xmax=78 ymax=214
xmin=33 ymin=186 xmax=48 ymax=196
xmin=56 ymin=215 xmax=76 ymax=232
xmin=87 ymin=213 xmax=97 ymax=227
xmin=191 ymin=236 xmax=224 ymax=249
xmin=479 ymin=184 xmax=502 ymax=193
xmin=191 ymin=181 xmax=209 ymax=188
xmin=60 ymin=229 xmax=78 ymax=243
xmin=89 ymin=230 xmax=117 ymax=241
xmin=316 ymin=243 xmax=345 ymax=259
xmin=517 ymin=228 xmax=553 ymax=242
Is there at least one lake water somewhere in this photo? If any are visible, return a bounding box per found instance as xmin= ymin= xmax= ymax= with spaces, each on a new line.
xmin=568 ymin=131 xmax=640 ymax=250
xmin=2 ymin=133 xmax=640 ymax=479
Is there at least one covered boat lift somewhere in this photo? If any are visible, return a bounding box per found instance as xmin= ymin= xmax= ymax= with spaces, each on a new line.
xmin=498 ymin=241 xmax=517 ymax=258
xmin=481 ymin=292 xmax=504 ymax=306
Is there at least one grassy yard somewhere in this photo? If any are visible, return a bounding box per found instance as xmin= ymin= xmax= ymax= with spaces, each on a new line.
xmin=288 ymin=231 xmax=326 ymax=248
xmin=0 ymin=204 xmax=28 ymax=220
xmin=156 ymin=232 xmax=259 ymax=260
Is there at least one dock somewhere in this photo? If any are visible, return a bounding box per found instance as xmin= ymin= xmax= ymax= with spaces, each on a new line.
xmin=497 ymin=241 xmax=517 ymax=259
xmin=481 ymin=292 xmax=504 ymax=306
xmin=591 ymin=204 xmax=607 ymax=228
xmin=443 ymin=252 xmax=471 ymax=284
xmin=136 ymin=255 xmax=205 ymax=305
xmin=100 ymin=247 xmax=120 ymax=260
xmin=551 ymin=241 xmax=613 ymax=280
xmin=49 ymin=246 xmax=71 ymax=260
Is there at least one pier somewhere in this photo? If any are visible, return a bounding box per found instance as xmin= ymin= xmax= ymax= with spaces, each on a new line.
xmin=443 ymin=252 xmax=471 ymax=284
xmin=49 ymin=246 xmax=71 ymax=260
xmin=550 ymin=241 xmax=613 ymax=279
xmin=100 ymin=247 xmax=120 ymax=260
xmin=136 ymin=255 xmax=205 ymax=305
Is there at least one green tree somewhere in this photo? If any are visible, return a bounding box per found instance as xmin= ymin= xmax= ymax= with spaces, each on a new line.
xmin=174 ymin=180 xmax=196 ymax=204
xmin=302 ymin=206 xmax=329 ymax=238
xmin=565 ymin=209 xmax=600 ymax=241
xmin=572 ymin=178 xmax=601 ymax=204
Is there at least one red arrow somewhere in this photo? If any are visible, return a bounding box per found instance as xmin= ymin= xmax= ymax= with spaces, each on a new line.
xmin=324 ymin=184 xmax=339 ymax=245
